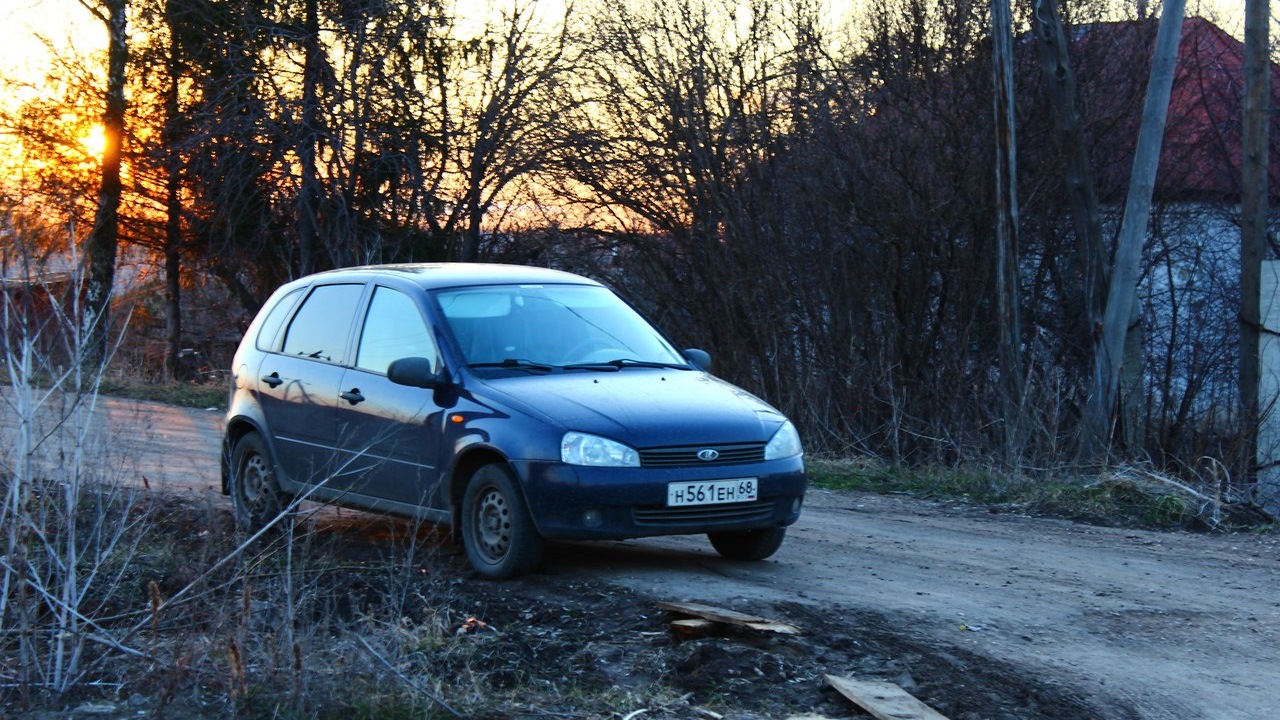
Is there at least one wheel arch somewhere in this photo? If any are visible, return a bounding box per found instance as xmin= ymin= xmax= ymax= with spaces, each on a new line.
xmin=448 ymin=446 xmax=517 ymax=537
xmin=221 ymin=416 xmax=267 ymax=495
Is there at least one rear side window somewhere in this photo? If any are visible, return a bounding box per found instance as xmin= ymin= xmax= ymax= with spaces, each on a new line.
xmin=281 ymin=284 xmax=365 ymax=364
xmin=356 ymin=286 xmax=439 ymax=374
xmin=255 ymin=288 xmax=304 ymax=352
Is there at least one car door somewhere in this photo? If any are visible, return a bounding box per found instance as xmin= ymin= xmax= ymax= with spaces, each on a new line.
xmin=333 ymin=285 xmax=448 ymax=510
xmin=257 ymin=282 xmax=365 ymax=489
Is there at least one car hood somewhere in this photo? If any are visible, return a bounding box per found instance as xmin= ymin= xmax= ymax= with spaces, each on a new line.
xmin=471 ymin=369 xmax=786 ymax=446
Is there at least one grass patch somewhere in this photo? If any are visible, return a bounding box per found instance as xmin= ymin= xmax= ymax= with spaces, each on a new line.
xmin=808 ymin=457 xmax=1013 ymax=501
xmin=1026 ymin=477 xmax=1194 ymax=527
xmin=1 ymin=365 xmax=230 ymax=410
xmin=98 ymin=373 xmax=229 ymax=410
xmin=808 ymin=457 xmax=1272 ymax=532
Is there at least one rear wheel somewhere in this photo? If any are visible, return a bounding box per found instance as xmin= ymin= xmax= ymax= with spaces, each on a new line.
xmin=461 ymin=464 xmax=544 ymax=579
xmin=229 ymin=432 xmax=288 ymax=532
xmin=708 ymin=527 xmax=786 ymax=561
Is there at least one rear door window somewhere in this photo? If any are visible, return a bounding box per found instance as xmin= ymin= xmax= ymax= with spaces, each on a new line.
xmin=281 ymin=283 xmax=365 ymax=364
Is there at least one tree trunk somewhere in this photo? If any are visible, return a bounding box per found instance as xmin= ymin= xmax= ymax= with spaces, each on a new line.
xmin=82 ymin=0 xmax=129 ymax=373
xmin=1082 ymin=0 xmax=1186 ymax=460
xmin=210 ymin=260 xmax=262 ymax=317
xmin=1240 ymin=0 xmax=1271 ymax=480
xmin=991 ymin=0 xmax=1022 ymax=459
xmin=462 ymin=196 xmax=483 ymax=262
xmin=164 ymin=16 xmax=183 ymax=380
xmin=297 ymin=0 xmax=321 ymax=277
xmin=1030 ymin=0 xmax=1108 ymax=374
xmin=1120 ymin=299 xmax=1145 ymax=451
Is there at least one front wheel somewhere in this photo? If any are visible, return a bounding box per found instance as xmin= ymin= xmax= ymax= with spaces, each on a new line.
xmin=708 ymin=527 xmax=786 ymax=561
xmin=460 ymin=464 xmax=544 ymax=579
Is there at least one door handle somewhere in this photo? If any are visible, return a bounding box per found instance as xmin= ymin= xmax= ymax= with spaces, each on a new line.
xmin=340 ymin=388 xmax=365 ymax=405
xmin=261 ymin=372 xmax=283 ymax=388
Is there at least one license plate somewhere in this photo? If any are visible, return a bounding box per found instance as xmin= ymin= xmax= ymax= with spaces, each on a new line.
xmin=667 ymin=478 xmax=758 ymax=507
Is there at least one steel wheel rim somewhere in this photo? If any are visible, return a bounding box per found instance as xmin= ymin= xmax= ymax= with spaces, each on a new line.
xmin=474 ymin=486 xmax=512 ymax=562
xmin=241 ymin=453 xmax=270 ymax=513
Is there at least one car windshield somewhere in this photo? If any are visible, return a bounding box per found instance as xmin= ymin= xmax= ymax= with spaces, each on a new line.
xmin=435 ymin=284 xmax=689 ymax=369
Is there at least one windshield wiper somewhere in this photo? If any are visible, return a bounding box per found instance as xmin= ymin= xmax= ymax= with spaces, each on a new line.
xmin=562 ymin=358 xmax=691 ymax=372
xmin=469 ymin=358 xmax=555 ymax=373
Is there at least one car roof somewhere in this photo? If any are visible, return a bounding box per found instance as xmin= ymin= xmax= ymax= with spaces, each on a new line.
xmin=302 ymin=263 xmax=603 ymax=291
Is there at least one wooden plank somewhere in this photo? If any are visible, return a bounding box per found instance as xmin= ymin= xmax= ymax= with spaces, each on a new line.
xmin=824 ymin=675 xmax=950 ymax=720
xmin=668 ymin=618 xmax=718 ymax=639
xmin=657 ymin=600 xmax=768 ymax=624
xmin=656 ymin=601 xmax=802 ymax=635
xmin=742 ymin=620 xmax=803 ymax=634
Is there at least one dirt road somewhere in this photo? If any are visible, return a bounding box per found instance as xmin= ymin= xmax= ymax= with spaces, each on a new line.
xmin=0 ymin=391 xmax=225 ymax=492
xmin=542 ymin=491 xmax=1280 ymax=719
xmin=37 ymin=398 xmax=1280 ymax=719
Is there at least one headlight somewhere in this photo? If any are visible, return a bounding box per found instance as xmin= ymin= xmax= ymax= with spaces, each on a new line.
xmin=561 ymin=432 xmax=640 ymax=467
xmin=764 ymin=420 xmax=803 ymax=460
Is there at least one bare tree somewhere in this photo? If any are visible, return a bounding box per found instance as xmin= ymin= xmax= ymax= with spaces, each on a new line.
xmin=423 ymin=1 xmax=581 ymax=261
xmin=126 ymin=0 xmax=195 ymax=378
xmin=297 ymin=0 xmax=323 ymax=276
xmin=1083 ymin=0 xmax=1185 ymax=460
xmin=1029 ymin=0 xmax=1108 ymax=379
xmin=79 ymin=0 xmax=129 ymax=370
xmin=160 ymin=0 xmax=185 ymax=379
xmin=567 ymin=0 xmax=806 ymax=376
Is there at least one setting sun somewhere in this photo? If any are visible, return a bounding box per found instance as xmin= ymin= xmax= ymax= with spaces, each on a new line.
xmin=79 ymin=123 xmax=105 ymax=159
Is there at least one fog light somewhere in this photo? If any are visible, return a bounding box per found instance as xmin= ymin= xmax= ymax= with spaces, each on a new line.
xmin=581 ymin=509 xmax=603 ymax=528
xmin=791 ymin=497 xmax=803 ymax=515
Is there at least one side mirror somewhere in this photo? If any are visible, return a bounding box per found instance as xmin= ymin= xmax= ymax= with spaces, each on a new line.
xmin=684 ymin=348 xmax=712 ymax=371
xmin=387 ymin=357 xmax=448 ymax=389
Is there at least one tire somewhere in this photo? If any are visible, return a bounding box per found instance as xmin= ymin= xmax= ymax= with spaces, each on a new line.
xmin=229 ymin=432 xmax=288 ymax=532
xmin=708 ymin=527 xmax=786 ymax=561
xmin=460 ymin=464 xmax=544 ymax=579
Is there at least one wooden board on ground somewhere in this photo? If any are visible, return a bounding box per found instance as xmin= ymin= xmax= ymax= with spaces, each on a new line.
xmin=824 ymin=675 xmax=950 ymax=720
xmin=656 ymin=601 xmax=803 ymax=635
xmin=669 ymin=618 xmax=718 ymax=639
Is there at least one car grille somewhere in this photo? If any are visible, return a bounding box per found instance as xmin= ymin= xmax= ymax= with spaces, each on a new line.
xmin=633 ymin=500 xmax=776 ymax=527
xmin=639 ymin=442 xmax=765 ymax=468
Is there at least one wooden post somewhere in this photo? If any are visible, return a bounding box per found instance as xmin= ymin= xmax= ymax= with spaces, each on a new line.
xmin=1240 ymin=0 xmax=1270 ymax=486
xmin=991 ymin=0 xmax=1022 ymax=460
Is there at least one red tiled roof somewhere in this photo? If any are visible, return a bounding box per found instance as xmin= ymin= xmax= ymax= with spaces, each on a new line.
xmin=1068 ymin=16 xmax=1280 ymax=202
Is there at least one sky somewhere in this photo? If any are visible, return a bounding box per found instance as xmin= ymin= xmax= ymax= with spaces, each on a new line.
xmin=0 ymin=0 xmax=487 ymax=91
xmin=1 ymin=0 xmax=100 ymax=87
xmin=0 ymin=0 xmax=532 ymax=90
xmin=0 ymin=0 xmax=1252 ymax=106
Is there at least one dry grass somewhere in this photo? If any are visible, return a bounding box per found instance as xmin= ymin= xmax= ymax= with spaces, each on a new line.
xmin=808 ymin=456 xmax=1275 ymax=531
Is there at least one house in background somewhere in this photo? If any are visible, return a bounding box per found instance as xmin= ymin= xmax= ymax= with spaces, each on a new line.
xmin=1070 ymin=17 xmax=1280 ymax=203
xmin=1024 ymin=16 xmax=1280 ymax=511
xmin=0 ymin=219 xmax=79 ymax=365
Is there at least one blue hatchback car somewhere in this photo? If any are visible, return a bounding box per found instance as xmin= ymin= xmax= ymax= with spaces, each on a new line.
xmin=222 ymin=263 xmax=807 ymax=578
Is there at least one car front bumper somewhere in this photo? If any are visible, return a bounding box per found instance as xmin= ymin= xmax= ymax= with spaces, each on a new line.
xmin=513 ymin=456 xmax=808 ymax=540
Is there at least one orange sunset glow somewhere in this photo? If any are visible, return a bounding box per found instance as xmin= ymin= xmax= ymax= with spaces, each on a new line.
xmin=78 ymin=122 xmax=106 ymax=159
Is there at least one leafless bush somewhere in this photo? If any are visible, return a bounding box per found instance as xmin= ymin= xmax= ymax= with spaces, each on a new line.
xmin=0 ymin=210 xmax=149 ymax=703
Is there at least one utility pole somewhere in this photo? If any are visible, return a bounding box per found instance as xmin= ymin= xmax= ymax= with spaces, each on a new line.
xmin=991 ymin=0 xmax=1022 ymax=460
xmin=1240 ymin=0 xmax=1270 ymax=484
